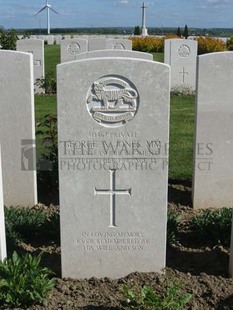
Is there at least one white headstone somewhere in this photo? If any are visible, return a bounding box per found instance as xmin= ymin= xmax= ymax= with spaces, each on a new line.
xmin=164 ymin=39 xmax=197 ymax=90
xmin=106 ymin=39 xmax=132 ymax=50
xmin=54 ymin=35 xmax=62 ymax=45
xmin=58 ymin=58 xmax=170 ymax=279
xmin=75 ymin=50 xmax=153 ymax=61
xmin=60 ymin=39 xmax=88 ymax=63
xmin=45 ymin=35 xmax=54 ymax=45
xmin=88 ymin=38 xmax=107 ymax=51
xmin=230 ymin=213 xmax=233 ymax=276
xmin=16 ymin=39 xmax=45 ymax=94
xmin=193 ymin=52 xmax=233 ymax=209
xmin=0 ymin=146 xmax=7 ymax=261
xmin=63 ymin=35 xmax=71 ymax=40
xmin=0 ymin=50 xmax=37 ymax=207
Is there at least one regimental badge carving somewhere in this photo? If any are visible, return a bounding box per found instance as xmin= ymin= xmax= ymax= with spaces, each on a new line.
xmin=113 ymin=43 xmax=125 ymax=50
xmin=67 ymin=42 xmax=81 ymax=55
xmin=86 ymin=76 xmax=139 ymax=127
xmin=178 ymin=44 xmax=191 ymax=57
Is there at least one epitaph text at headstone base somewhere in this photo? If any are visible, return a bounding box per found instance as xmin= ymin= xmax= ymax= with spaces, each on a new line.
xmin=16 ymin=39 xmax=45 ymax=94
xmin=0 ymin=51 xmax=37 ymax=207
xmin=75 ymin=50 xmax=153 ymax=61
xmin=193 ymin=52 xmax=233 ymax=209
xmin=58 ymin=58 xmax=170 ymax=279
xmin=164 ymin=39 xmax=197 ymax=90
xmin=0 ymin=145 xmax=7 ymax=261
xmin=230 ymin=214 xmax=233 ymax=276
xmin=60 ymin=38 xmax=88 ymax=63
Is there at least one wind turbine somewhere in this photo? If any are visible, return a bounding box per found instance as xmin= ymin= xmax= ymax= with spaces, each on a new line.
xmin=35 ymin=0 xmax=59 ymax=35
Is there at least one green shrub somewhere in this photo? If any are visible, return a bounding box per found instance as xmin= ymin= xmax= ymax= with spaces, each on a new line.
xmin=134 ymin=26 xmax=141 ymax=35
xmin=130 ymin=36 xmax=164 ymax=53
xmin=123 ymin=281 xmax=192 ymax=310
xmin=35 ymin=74 xmax=57 ymax=94
xmin=191 ymin=207 xmax=232 ymax=246
xmin=0 ymin=251 xmax=55 ymax=307
xmin=197 ymin=36 xmax=226 ymax=54
xmin=5 ymin=206 xmax=46 ymax=243
xmin=167 ymin=209 xmax=180 ymax=246
xmin=226 ymin=36 xmax=233 ymax=50
xmin=0 ymin=29 xmax=18 ymax=50
xmin=5 ymin=205 xmax=60 ymax=245
xmin=171 ymin=85 xmax=195 ymax=96
xmin=37 ymin=114 xmax=58 ymax=193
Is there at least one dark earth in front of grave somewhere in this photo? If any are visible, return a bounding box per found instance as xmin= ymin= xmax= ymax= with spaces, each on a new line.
xmin=4 ymin=182 xmax=233 ymax=310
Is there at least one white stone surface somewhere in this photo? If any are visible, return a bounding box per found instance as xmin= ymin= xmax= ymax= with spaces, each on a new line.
xmin=230 ymin=213 xmax=233 ymax=276
xmin=58 ymin=57 xmax=170 ymax=279
xmin=60 ymin=39 xmax=88 ymax=63
xmin=141 ymin=28 xmax=148 ymax=37
xmin=88 ymin=38 xmax=107 ymax=51
xmin=164 ymin=39 xmax=197 ymax=90
xmin=54 ymin=35 xmax=62 ymax=45
xmin=63 ymin=35 xmax=71 ymax=40
xmin=106 ymin=39 xmax=132 ymax=50
xmin=75 ymin=50 xmax=153 ymax=61
xmin=193 ymin=52 xmax=233 ymax=209
xmin=0 ymin=50 xmax=37 ymax=207
xmin=16 ymin=39 xmax=45 ymax=93
xmin=0 ymin=145 xmax=7 ymax=261
xmin=45 ymin=35 xmax=54 ymax=45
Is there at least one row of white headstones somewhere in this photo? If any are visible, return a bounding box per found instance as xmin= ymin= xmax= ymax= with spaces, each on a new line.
xmin=0 ymin=47 xmax=232 ymax=278
xmin=16 ymin=38 xmax=197 ymax=93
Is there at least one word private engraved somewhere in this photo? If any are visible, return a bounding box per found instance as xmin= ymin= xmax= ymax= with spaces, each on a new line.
xmin=86 ymin=76 xmax=139 ymax=127
xmin=178 ymin=44 xmax=191 ymax=57
xmin=67 ymin=42 xmax=81 ymax=55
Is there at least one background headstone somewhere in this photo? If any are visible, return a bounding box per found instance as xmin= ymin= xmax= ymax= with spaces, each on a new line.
xmin=88 ymin=38 xmax=107 ymax=51
xmin=60 ymin=38 xmax=88 ymax=63
xmin=54 ymin=35 xmax=62 ymax=45
xmin=45 ymin=35 xmax=54 ymax=45
xmin=0 ymin=50 xmax=37 ymax=207
xmin=164 ymin=39 xmax=197 ymax=90
xmin=58 ymin=58 xmax=170 ymax=279
xmin=75 ymin=50 xmax=153 ymax=61
xmin=106 ymin=39 xmax=132 ymax=50
xmin=0 ymin=145 xmax=7 ymax=261
xmin=193 ymin=52 xmax=233 ymax=209
xmin=16 ymin=39 xmax=45 ymax=94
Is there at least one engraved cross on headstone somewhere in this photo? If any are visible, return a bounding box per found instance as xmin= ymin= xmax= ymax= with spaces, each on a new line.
xmin=94 ymin=169 xmax=131 ymax=227
xmin=179 ymin=67 xmax=189 ymax=83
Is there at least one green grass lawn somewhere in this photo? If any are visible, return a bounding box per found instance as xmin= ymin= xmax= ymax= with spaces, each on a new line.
xmin=44 ymin=45 xmax=60 ymax=78
xmin=152 ymin=53 xmax=164 ymax=62
xmin=39 ymin=46 xmax=194 ymax=182
xmin=169 ymin=95 xmax=195 ymax=181
xmin=35 ymin=95 xmax=57 ymax=159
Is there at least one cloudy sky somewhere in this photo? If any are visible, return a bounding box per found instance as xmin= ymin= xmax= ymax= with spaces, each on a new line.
xmin=0 ymin=0 xmax=233 ymax=29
